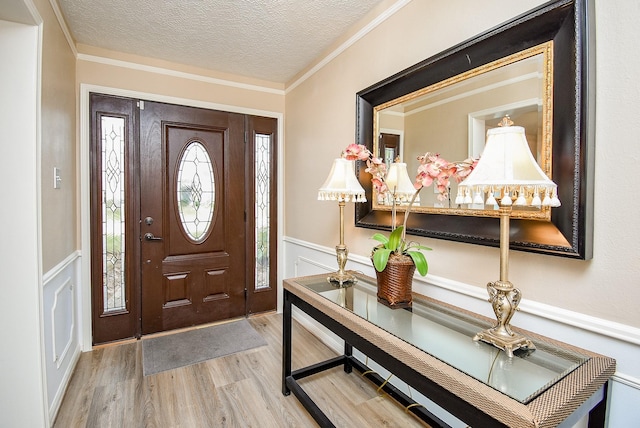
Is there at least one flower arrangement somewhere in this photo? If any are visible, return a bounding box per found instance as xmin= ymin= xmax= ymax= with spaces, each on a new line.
xmin=342 ymin=144 xmax=476 ymax=275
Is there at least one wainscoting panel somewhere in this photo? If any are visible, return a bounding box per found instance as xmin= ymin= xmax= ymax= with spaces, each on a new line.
xmin=283 ymin=237 xmax=640 ymax=427
xmin=42 ymin=251 xmax=82 ymax=424
xmin=51 ymin=278 xmax=74 ymax=369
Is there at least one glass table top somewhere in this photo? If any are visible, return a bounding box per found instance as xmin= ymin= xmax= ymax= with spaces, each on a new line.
xmin=295 ymin=274 xmax=589 ymax=404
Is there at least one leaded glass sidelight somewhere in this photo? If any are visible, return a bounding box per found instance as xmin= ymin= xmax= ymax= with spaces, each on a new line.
xmin=101 ymin=116 xmax=126 ymax=312
xmin=255 ymin=133 xmax=271 ymax=290
xmin=177 ymin=141 xmax=215 ymax=242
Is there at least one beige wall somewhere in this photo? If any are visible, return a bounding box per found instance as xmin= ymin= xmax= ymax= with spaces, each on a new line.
xmin=37 ymin=0 xmax=77 ymax=272
xmin=284 ymin=0 xmax=640 ymax=328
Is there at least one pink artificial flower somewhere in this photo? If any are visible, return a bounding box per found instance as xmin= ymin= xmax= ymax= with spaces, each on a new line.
xmin=415 ymin=168 xmax=434 ymax=188
xmin=371 ymin=177 xmax=388 ymax=195
xmin=370 ymin=156 xmax=384 ymax=166
xmin=453 ymin=157 xmax=478 ymax=183
xmin=435 ymin=184 xmax=449 ymax=201
xmin=365 ymin=157 xmax=387 ymax=189
xmin=414 ymin=152 xmax=461 ymax=200
xmin=343 ymin=144 xmax=370 ymax=161
xmin=341 ymin=145 xmax=476 ymax=202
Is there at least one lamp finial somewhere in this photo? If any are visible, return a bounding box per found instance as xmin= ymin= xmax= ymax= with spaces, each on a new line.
xmin=498 ymin=115 xmax=514 ymax=127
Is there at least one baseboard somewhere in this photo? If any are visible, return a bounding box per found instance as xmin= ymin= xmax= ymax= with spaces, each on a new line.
xmin=48 ymin=344 xmax=81 ymax=424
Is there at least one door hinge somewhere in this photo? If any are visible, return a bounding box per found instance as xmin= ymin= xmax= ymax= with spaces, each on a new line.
xmin=137 ymin=100 xmax=145 ymax=110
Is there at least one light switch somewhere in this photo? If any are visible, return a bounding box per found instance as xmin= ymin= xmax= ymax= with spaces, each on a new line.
xmin=54 ymin=167 xmax=62 ymax=189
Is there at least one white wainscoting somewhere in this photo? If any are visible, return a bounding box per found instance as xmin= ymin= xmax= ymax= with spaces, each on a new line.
xmin=42 ymin=251 xmax=82 ymax=424
xmin=283 ymin=237 xmax=640 ymax=427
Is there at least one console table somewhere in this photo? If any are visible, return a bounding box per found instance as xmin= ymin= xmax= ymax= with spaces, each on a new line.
xmin=282 ymin=273 xmax=615 ymax=428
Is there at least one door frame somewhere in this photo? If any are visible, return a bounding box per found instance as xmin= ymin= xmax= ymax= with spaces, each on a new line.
xmin=79 ymin=84 xmax=284 ymax=351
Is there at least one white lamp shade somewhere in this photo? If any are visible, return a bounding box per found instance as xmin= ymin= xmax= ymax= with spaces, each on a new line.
xmin=458 ymin=125 xmax=560 ymax=207
xmin=385 ymin=162 xmax=417 ymax=200
xmin=318 ymin=158 xmax=366 ymax=202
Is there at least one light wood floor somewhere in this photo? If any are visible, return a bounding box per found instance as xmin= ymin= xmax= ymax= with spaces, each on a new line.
xmin=53 ymin=313 xmax=427 ymax=427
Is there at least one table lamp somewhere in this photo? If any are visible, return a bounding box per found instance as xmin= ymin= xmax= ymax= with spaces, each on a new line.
xmin=457 ymin=116 xmax=560 ymax=357
xmin=385 ymin=161 xmax=419 ymax=227
xmin=318 ymin=158 xmax=366 ymax=286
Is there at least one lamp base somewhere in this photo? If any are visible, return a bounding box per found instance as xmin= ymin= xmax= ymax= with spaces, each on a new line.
xmin=328 ymin=245 xmax=357 ymax=287
xmin=474 ymin=328 xmax=535 ymax=358
xmin=473 ymin=279 xmax=535 ymax=357
xmin=327 ymin=271 xmax=358 ymax=288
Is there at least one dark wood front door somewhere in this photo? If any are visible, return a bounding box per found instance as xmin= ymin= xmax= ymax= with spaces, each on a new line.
xmin=90 ymin=94 xmax=277 ymax=345
xmin=139 ymin=101 xmax=246 ymax=334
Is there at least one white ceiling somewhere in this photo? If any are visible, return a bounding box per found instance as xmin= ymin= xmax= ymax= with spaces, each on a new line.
xmin=56 ymin=0 xmax=387 ymax=84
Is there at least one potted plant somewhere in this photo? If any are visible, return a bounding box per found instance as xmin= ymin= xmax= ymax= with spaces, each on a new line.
xmin=371 ymin=225 xmax=430 ymax=276
xmin=342 ymin=144 xmax=476 ymax=307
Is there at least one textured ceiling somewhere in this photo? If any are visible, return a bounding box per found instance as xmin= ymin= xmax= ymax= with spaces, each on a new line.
xmin=56 ymin=0 xmax=386 ymax=84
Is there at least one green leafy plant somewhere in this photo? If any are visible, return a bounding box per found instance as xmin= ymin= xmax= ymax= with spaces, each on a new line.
xmin=371 ymin=225 xmax=431 ymax=276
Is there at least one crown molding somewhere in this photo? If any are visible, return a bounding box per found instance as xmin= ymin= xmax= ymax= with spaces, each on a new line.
xmin=285 ymin=0 xmax=411 ymax=93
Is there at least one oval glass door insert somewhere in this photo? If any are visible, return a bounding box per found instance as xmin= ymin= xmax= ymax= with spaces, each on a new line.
xmin=176 ymin=141 xmax=215 ymax=242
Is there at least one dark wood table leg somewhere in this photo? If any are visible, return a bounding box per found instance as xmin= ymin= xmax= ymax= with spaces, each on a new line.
xmin=588 ymin=383 xmax=608 ymax=428
xmin=344 ymin=342 xmax=353 ymax=373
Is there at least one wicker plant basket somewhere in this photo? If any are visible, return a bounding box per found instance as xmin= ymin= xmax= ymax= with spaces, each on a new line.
xmin=374 ymin=253 xmax=415 ymax=309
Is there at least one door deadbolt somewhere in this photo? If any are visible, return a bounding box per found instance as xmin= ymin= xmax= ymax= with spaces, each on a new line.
xmin=144 ymin=216 xmax=154 ymax=226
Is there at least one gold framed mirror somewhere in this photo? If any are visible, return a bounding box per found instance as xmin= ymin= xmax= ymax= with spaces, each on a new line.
xmin=354 ymin=0 xmax=594 ymax=259
xmin=373 ymin=42 xmax=553 ymax=221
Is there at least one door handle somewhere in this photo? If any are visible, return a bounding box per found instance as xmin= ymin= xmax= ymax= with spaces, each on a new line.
xmin=143 ymin=233 xmax=163 ymax=241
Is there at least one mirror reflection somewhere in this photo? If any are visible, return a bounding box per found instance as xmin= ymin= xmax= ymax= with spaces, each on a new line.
xmin=374 ymin=42 xmax=552 ymax=220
